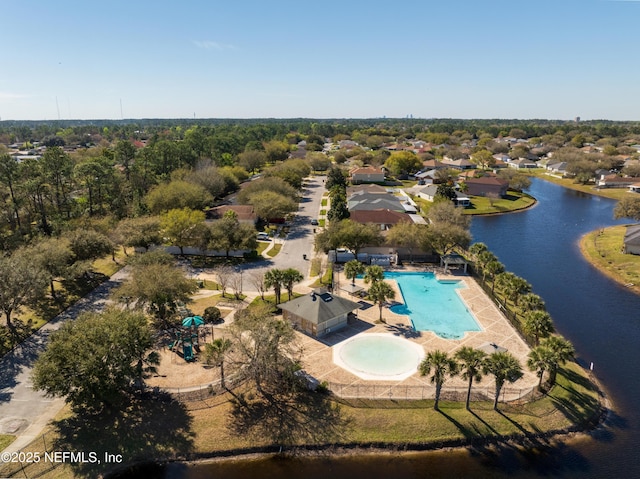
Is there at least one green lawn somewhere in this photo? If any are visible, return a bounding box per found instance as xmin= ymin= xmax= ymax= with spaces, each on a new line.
xmin=0 ymin=434 xmax=15 ymax=451
xmin=531 ymin=171 xmax=632 ymax=201
xmin=3 ymin=362 xmax=601 ymax=479
xmin=463 ymin=191 xmax=536 ymax=215
xmin=579 ymin=225 xmax=640 ymax=294
xmin=267 ymin=243 xmax=282 ymax=257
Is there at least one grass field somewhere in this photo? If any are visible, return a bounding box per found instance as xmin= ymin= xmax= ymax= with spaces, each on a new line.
xmin=531 ymin=171 xmax=633 ymax=201
xmin=579 ymin=225 xmax=640 ymax=295
xmin=0 ymin=362 xmax=602 ymax=479
xmin=463 ymin=191 xmax=536 ymax=215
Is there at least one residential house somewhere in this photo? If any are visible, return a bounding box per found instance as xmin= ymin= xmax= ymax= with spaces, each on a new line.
xmin=454 ymin=191 xmax=471 ymax=207
xmin=348 ymin=191 xmax=417 ymax=213
xmin=623 ymin=225 xmax=640 ymax=255
xmin=349 ymin=209 xmax=411 ymax=230
xmin=493 ymin=153 xmax=511 ymax=163
xmin=415 ymin=184 xmax=439 ymax=202
xmin=349 ymin=166 xmax=385 ymax=184
xmin=206 ymin=205 xmax=257 ymax=224
xmin=509 ymin=158 xmax=538 ymax=169
xmin=347 ymin=184 xmax=388 ymax=196
xmin=442 ymin=157 xmax=476 ymax=170
xmin=464 ymin=177 xmax=509 ymax=198
xmin=279 ymin=290 xmax=361 ymax=338
xmin=546 ymin=161 xmax=568 ymax=176
xmin=597 ymin=175 xmax=640 ymax=188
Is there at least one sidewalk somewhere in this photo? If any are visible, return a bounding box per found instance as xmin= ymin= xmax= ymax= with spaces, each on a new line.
xmin=0 ymin=268 xmax=130 ymax=453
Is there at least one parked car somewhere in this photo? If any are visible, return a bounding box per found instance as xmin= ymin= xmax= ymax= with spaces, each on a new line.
xmin=311 ymin=219 xmax=319 ymax=225
xmin=256 ymin=233 xmax=270 ymax=241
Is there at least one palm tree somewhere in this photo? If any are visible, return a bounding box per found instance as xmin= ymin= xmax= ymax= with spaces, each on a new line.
xmin=527 ymin=345 xmax=554 ymax=390
xmin=419 ymin=350 xmax=458 ymax=410
xmin=540 ymin=336 xmax=575 ymax=387
xmin=282 ymin=268 xmax=303 ymax=301
xmin=476 ymin=251 xmax=498 ymax=280
xmin=494 ymin=272 xmax=516 ymax=306
xmin=519 ymin=293 xmax=546 ymax=312
xmin=522 ymin=310 xmax=555 ymax=346
xmin=484 ymin=260 xmax=504 ymax=292
xmin=483 ymin=352 xmax=523 ymax=411
xmin=367 ymin=280 xmax=395 ymax=322
xmin=455 ymin=346 xmax=487 ymax=410
xmin=264 ymin=268 xmax=286 ymax=305
xmin=468 ymin=242 xmax=488 ymax=259
xmin=510 ymin=276 xmax=532 ymax=306
xmin=344 ymin=259 xmax=365 ymax=285
xmin=204 ymin=338 xmax=233 ymax=389
xmin=363 ymin=265 xmax=384 ymax=285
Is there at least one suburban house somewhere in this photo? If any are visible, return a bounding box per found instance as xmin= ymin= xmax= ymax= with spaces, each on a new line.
xmin=279 ymin=290 xmax=361 ymax=337
xmin=349 ymin=166 xmax=385 ymax=184
xmin=509 ymin=158 xmax=538 ymax=169
xmin=422 ymin=159 xmax=448 ymax=170
xmin=623 ymin=225 xmax=640 ymax=255
xmin=493 ymin=153 xmax=511 ymax=163
xmin=415 ymin=184 xmax=439 ymax=202
xmin=347 ymin=184 xmax=388 ymax=196
xmin=415 ymin=184 xmax=470 ymax=207
xmin=349 ymin=209 xmax=411 ymax=230
xmin=464 ymin=177 xmax=509 ymax=198
xmin=546 ymin=161 xmax=568 ymax=176
xmin=348 ymin=191 xmax=417 ymax=213
xmin=442 ymin=157 xmax=476 ymax=170
xmin=597 ymin=175 xmax=640 ymax=188
xmin=206 ymin=205 xmax=257 ymax=224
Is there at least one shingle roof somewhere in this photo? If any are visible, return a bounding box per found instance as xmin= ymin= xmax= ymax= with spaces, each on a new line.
xmin=349 ymin=209 xmax=411 ymax=225
xmin=279 ymin=292 xmax=361 ymax=326
xmin=624 ymin=224 xmax=640 ymax=246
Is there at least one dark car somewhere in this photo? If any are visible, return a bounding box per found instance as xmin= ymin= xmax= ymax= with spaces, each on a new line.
xmin=311 ymin=219 xmax=319 ymax=225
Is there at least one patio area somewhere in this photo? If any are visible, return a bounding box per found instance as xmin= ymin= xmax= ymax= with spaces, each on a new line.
xmin=294 ymin=268 xmax=539 ymax=402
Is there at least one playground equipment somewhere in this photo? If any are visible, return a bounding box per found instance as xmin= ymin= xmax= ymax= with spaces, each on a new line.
xmin=169 ymin=316 xmax=205 ymax=362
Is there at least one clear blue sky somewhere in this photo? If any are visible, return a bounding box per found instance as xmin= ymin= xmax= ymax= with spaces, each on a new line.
xmin=1 ymin=0 xmax=639 ymax=121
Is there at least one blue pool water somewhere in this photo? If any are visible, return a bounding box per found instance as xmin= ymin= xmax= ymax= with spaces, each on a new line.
xmin=385 ymin=271 xmax=481 ymax=339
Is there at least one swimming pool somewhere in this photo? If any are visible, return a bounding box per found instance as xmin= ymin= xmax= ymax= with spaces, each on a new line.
xmin=385 ymin=271 xmax=481 ymax=339
xmin=333 ymin=333 xmax=425 ymax=380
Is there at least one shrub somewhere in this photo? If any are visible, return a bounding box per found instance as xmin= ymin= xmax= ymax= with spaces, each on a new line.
xmin=203 ymin=306 xmax=221 ymax=323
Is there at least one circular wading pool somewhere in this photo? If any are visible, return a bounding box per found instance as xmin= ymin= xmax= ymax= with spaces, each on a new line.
xmin=333 ymin=333 xmax=425 ymax=380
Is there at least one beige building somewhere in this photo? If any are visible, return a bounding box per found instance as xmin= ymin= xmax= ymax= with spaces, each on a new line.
xmin=279 ymin=290 xmax=361 ymax=337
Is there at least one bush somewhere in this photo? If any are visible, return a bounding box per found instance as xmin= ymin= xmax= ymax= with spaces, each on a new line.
xmin=203 ymin=306 xmax=221 ymax=323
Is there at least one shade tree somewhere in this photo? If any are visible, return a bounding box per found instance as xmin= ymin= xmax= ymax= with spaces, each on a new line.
xmin=31 ymin=308 xmax=159 ymax=414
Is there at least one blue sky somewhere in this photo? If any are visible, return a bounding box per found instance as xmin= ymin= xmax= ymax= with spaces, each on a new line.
xmin=1 ymin=0 xmax=639 ymax=121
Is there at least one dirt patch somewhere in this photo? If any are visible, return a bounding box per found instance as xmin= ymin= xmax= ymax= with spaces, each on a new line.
xmin=146 ymin=347 xmax=219 ymax=390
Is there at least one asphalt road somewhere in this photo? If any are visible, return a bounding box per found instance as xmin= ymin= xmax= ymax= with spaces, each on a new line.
xmin=0 ymin=268 xmax=130 ymax=452
xmin=232 ymin=174 xmax=327 ymax=290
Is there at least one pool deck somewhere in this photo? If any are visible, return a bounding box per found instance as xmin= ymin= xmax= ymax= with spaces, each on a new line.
xmin=294 ymin=267 xmax=539 ymax=401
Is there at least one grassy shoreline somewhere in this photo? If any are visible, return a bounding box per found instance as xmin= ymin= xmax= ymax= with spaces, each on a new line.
xmin=2 ymin=361 xmax=605 ymax=479
xmin=579 ymin=225 xmax=640 ymax=296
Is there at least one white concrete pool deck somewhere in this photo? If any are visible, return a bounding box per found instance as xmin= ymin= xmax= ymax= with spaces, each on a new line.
xmin=294 ymin=267 xmax=539 ymax=401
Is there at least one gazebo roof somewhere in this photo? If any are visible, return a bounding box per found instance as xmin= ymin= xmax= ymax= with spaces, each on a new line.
xmin=340 ymin=283 xmax=365 ymax=295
